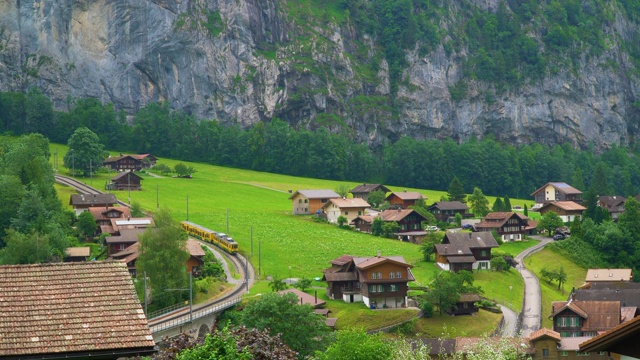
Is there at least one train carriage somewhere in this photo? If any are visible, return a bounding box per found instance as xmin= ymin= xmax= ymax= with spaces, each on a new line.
xmin=180 ymin=221 xmax=238 ymax=255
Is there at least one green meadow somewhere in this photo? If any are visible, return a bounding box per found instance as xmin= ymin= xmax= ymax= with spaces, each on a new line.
xmin=48 ymin=142 xmax=536 ymax=333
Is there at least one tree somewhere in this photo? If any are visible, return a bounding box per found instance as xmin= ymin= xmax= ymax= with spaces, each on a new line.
xmin=154 ymin=163 xmax=172 ymax=175
xmin=63 ymin=127 xmax=106 ymax=176
xmin=174 ymin=163 xmax=196 ymax=178
xmin=130 ymin=200 xmax=145 ymax=218
xmin=569 ymin=216 xmax=583 ymax=239
xmin=316 ymin=329 xmax=393 ymax=360
xmin=335 ymin=184 xmax=350 ymax=198
xmin=76 ymin=211 xmax=97 ymax=240
xmin=468 ymin=187 xmax=490 ymax=217
xmin=177 ymin=326 xmax=252 ymax=360
xmin=523 ymin=204 xmax=528 ymax=217
xmin=381 ymin=221 xmax=400 ymax=238
xmin=426 ymin=271 xmax=462 ymax=315
xmin=557 ymin=266 xmax=567 ymax=291
xmin=492 ymin=197 xmax=504 ymax=212
xmin=590 ymin=162 xmax=611 ymax=195
xmin=491 ymin=256 xmax=509 ymax=272
xmin=503 ymin=196 xmax=512 ymax=211
xmin=294 ymin=277 xmax=312 ymax=293
xmin=269 ymin=275 xmax=288 ymax=292
xmin=538 ymin=211 xmax=564 ymax=236
xmin=136 ymin=208 xmax=190 ymax=308
xmin=0 ymin=230 xmax=53 ymax=264
xmin=447 ymin=176 xmax=467 ymax=203
xmin=239 ymin=293 xmax=332 ymax=357
xmin=572 ymin=168 xmax=585 ymax=191
xmin=454 ymin=212 xmax=463 ymax=226
xmin=420 ymin=231 xmax=439 ymax=262
xmin=368 ymin=190 xmax=386 ymax=208
xmin=337 ymin=215 xmax=348 ymax=227
xmin=371 ymin=218 xmax=384 ymax=236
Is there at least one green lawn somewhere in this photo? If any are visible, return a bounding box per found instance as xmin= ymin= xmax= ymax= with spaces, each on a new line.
xmin=497 ymin=239 xmax=538 ymax=257
xmin=413 ymin=309 xmax=502 ymax=338
xmin=524 ymin=248 xmax=587 ymax=328
xmin=474 ymin=269 xmax=525 ymax=312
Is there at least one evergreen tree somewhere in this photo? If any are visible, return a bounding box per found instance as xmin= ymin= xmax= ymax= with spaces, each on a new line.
xmin=572 ymin=168 xmax=585 ymax=191
xmin=503 ymin=196 xmax=512 ymax=211
xmin=492 ymin=197 xmax=504 ymax=212
xmin=524 ymin=204 xmax=528 ymax=217
xmin=590 ymin=162 xmax=611 ymax=195
xmin=468 ymin=187 xmax=490 ymax=217
xmin=447 ymin=176 xmax=467 ymax=203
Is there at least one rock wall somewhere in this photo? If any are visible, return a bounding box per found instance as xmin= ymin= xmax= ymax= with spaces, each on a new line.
xmin=0 ymin=0 xmax=637 ymax=150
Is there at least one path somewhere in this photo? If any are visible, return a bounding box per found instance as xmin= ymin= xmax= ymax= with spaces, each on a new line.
xmin=499 ymin=304 xmax=518 ymax=337
xmin=515 ymin=236 xmax=553 ymax=338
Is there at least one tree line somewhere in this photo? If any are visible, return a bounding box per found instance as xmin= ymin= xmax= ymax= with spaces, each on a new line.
xmin=3 ymin=90 xmax=640 ymax=200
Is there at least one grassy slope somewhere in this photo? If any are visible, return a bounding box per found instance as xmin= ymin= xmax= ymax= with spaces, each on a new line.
xmin=524 ymin=248 xmax=587 ymax=328
xmin=48 ymin=141 xmax=534 ymax=333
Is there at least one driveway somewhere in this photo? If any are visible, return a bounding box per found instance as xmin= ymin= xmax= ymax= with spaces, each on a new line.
xmin=515 ymin=235 xmax=553 ymax=338
xmin=499 ymin=304 xmax=518 ymax=337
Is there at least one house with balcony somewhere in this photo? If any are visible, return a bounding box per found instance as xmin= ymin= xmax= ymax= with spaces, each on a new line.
xmin=435 ymin=232 xmax=499 ymax=271
xmin=531 ymin=182 xmax=583 ymax=209
xmin=538 ymin=201 xmax=586 ymax=223
xmin=322 ymin=253 xmax=415 ymax=309
xmin=349 ymin=183 xmax=390 ymax=202
xmin=385 ymin=191 xmax=426 ymax=209
xmin=550 ymin=300 xmax=622 ymax=337
xmin=474 ymin=212 xmax=531 ymax=242
xmin=289 ymin=190 xmax=340 ymax=215
xmin=321 ymin=197 xmax=371 ymax=224
xmin=427 ymin=201 xmax=472 ymax=223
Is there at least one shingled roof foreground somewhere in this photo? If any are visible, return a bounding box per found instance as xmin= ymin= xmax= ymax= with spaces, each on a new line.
xmin=0 ymin=261 xmax=155 ymax=358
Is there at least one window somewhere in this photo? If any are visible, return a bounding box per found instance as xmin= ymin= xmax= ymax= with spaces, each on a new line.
xmin=389 ymin=284 xmax=398 ymax=292
xmin=304 ymin=199 xmax=308 ymax=203
xmin=368 ymin=284 xmax=384 ymax=293
xmin=542 ymin=348 xmax=549 ymax=357
xmin=389 ymin=272 xmax=395 ymax=279
xmin=345 ymin=211 xmax=349 ymax=215
xmin=321 ymin=198 xmax=327 ymax=203
xmin=358 ymin=211 xmax=362 ymax=215
xmin=371 ymin=272 xmax=382 ymax=279
xmin=576 ymin=352 xmax=590 ymax=356
xmin=560 ymin=351 xmax=568 ymax=356
xmin=396 ymin=271 xmax=402 ymax=278
xmin=299 ymin=199 xmax=302 ymax=203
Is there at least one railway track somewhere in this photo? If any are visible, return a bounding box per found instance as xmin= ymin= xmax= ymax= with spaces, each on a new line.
xmin=54 ymin=174 xmax=130 ymax=207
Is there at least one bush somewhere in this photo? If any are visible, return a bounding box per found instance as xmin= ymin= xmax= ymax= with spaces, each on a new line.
xmin=419 ymin=300 xmax=434 ymax=318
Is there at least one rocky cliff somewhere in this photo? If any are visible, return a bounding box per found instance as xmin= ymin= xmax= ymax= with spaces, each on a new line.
xmin=0 ymin=0 xmax=638 ymax=150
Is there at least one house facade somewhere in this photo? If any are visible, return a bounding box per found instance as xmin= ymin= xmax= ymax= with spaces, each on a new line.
xmin=107 ymin=171 xmax=143 ymax=191
xmin=349 ymin=183 xmax=390 ymax=202
xmin=427 ymin=201 xmax=471 ymax=222
xmin=322 ymin=254 xmax=415 ymax=309
xmin=69 ymin=193 xmax=117 ymax=215
xmin=475 ymin=212 xmax=530 ymax=242
xmin=385 ymin=191 xmax=426 ymax=208
xmin=289 ymin=190 xmax=341 ymax=215
xmin=538 ymin=201 xmax=586 ymax=222
xmin=598 ymin=196 xmax=626 ymax=221
xmin=103 ymin=154 xmax=155 ymax=171
xmin=528 ymin=328 xmax=608 ymax=360
xmin=449 ymin=293 xmax=481 ymax=315
xmin=435 ymin=232 xmax=499 ymax=271
xmin=531 ymin=182 xmax=583 ymax=209
xmin=550 ymin=300 xmax=621 ymax=337
xmin=322 ymin=198 xmax=371 ymax=224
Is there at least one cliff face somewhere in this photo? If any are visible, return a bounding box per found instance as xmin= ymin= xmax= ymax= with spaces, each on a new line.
xmin=0 ymin=0 xmax=637 ymax=150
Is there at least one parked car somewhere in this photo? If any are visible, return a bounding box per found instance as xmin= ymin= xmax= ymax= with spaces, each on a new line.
xmin=553 ymin=233 xmax=565 ymax=241
xmin=425 ymin=225 xmax=439 ymax=231
xmin=461 ymin=224 xmax=474 ymax=230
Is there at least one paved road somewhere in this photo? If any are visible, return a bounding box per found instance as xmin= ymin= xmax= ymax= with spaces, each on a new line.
xmin=499 ymin=304 xmax=518 ymax=337
xmin=515 ymin=236 xmax=553 ymax=338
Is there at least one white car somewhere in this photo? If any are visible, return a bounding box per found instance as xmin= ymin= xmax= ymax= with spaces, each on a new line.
xmin=425 ymin=226 xmax=439 ymax=231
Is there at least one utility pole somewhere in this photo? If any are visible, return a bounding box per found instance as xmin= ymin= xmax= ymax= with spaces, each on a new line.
xmin=54 ymin=150 xmax=58 ymax=172
xmin=90 ymin=159 xmax=93 ymax=186
xmin=226 ymin=208 xmax=229 ymax=233
xmin=164 ymin=272 xmax=193 ymax=323
xmin=250 ymin=227 xmax=253 ymax=258
xmin=156 ymin=185 xmax=159 ymax=209
xmin=245 ymin=257 xmax=249 ymax=292
xmin=72 ymin=151 xmax=75 ymax=178
xmin=127 ymin=171 xmax=131 ymax=204
xmin=143 ymin=271 xmax=147 ymax=315
xmin=186 ymin=195 xmax=189 ymax=221
xmin=258 ymin=240 xmax=261 ymax=277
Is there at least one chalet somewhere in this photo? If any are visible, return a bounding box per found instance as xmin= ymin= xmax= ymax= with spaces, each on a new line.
xmin=289 ymin=190 xmax=341 ymax=215
xmin=0 ymin=262 xmax=156 ymax=359
xmin=185 ymin=238 xmax=206 ymax=275
xmin=385 ymin=191 xmax=426 ymax=209
xmin=585 ymin=269 xmax=633 ymax=285
xmin=88 ymin=206 xmax=132 ymax=234
xmin=322 ymin=253 xmax=415 ymax=309
xmin=528 ymin=328 xmax=608 ymax=360
xmin=103 ymin=154 xmax=154 ymax=171
xmin=105 ymin=228 xmax=145 ymax=256
xmin=475 ymin=212 xmax=530 ymax=242
xmin=580 ymin=314 xmax=640 ymax=359
xmin=598 ymin=196 xmax=626 ymax=221
xmin=322 ymin=197 xmax=371 ymax=224
xmin=572 ymin=288 xmax=640 ymax=313
xmin=110 ymin=242 xmax=140 ymax=275
xmin=550 ymin=300 xmax=621 ymax=337
xmin=538 ymin=201 xmax=586 ymax=223
xmin=435 ymin=232 xmax=499 ymax=272
xmin=351 ymin=215 xmax=376 ymax=233
xmin=427 ymin=201 xmax=472 ymax=223
xmin=448 ymin=293 xmax=481 ymax=316
xmin=349 ymin=183 xmax=391 ymax=202
xmin=69 ymin=193 xmax=117 ymax=215
xmin=531 ymin=182 xmax=583 ymax=209
xmin=109 ymin=238 xmax=205 ymax=277
xmin=350 ymin=209 xmax=427 ymax=242
xmin=107 ymin=170 xmax=143 ymax=191
xmin=64 ymin=247 xmax=91 ymax=262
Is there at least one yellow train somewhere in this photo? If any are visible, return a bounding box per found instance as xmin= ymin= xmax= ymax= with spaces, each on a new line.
xmin=180 ymin=221 xmax=238 ymax=255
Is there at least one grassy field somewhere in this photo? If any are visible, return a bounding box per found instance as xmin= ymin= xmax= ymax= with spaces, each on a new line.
xmin=498 ymin=239 xmax=539 ymax=257
xmin=413 ymin=309 xmax=503 ymax=338
xmin=524 ymin=248 xmax=587 ymax=328
xmin=474 ymin=269 xmax=525 ymax=312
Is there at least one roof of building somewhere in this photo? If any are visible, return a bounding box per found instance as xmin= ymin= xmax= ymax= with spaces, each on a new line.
xmin=539 ymin=201 xmax=586 ymax=212
xmin=551 ymin=300 xmax=621 ymax=331
xmin=350 ymin=183 xmax=390 ymax=194
xmin=314 ymin=308 xmax=330 ymax=316
xmin=114 ymin=218 xmax=154 ymax=227
xmin=110 ymin=243 xmax=140 ymax=265
xmin=446 ymin=256 xmax=477 ymax=264
xmin=185 ymin=239 xmax=206 ymax=257
xmin=277 ymin=288 xmax=326 ymax=308
xmin=428 ymin=201 xmax=469 ymax=211
xmin=88 ymin=206 xmax=131 ymax=221
xmin=386 ymin=191 xmax=426 ymax=201
xmin=64 ymin=247 xmax=91 ymax=258
xmin=435 ymin=243 xmax=474 ymax=256
xmin=580 ymin=315 xmax=640 ymax=354
xmin=379 ymin=209 xmax=426 ymax=222
xmin=105 ymin=228 xmax=145 ymax=244
xmin=528 ymin=328 xmax=562 ymax=342
xmin=329 ymin=255 xmax=354 ymax=266
xmin=458 ymin=293 xmax=481 ymax=302
xmin=443 ymin=232 xmax=499 ymax=249
xmin=323 ymin=197 xmax=371 ymax=209
xmin=0 ymin=262 xmax=155 ymax=357
xmin=288 ymin=189 xmax=341 ymax=200
xmin=322 ymin=271 xmax=358 ymax=282
xmin=69 ymin=193 xmax=118 ymax=207
xmin=103 ymin=154 xmax=145 ymax=164
xmin=112 ymin=171 xmax=144 ymax=181
xmin=531 ymin=182 xmax=583 ymax=196
xmin=599 ymin=196 xmax=626 ymax=207
xmin=355 ymin=255 xmax=413 ymax=270
xmin=588 ymin=282 xmax=640 ymax=290
xmin=558 ymin=337 xmax=594 ymax=351
xmin=573 ymin=289 xmax=640 ymax=308
xmin=350 ymin=215 xmax=375 ymax=225
xmin=586 ymin=269 xmax=633 ymax=282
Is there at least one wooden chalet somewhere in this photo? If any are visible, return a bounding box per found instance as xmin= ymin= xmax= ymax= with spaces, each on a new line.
xmin=349 ymin=183 xmax=390 ymax=202
xmin=585 ymin=269 xmax=633 ymax=285
xmin=322 ymin=254 xmax=415 ymax=309
xmin=107 ymin=171 xmax=143 ymax=191
xmin=69 ymin=193 xmax=117 ymax=215
xmin=598 ymin=196 xmax=626 ymax=221
xmin=289 ymin=189 xmax=340 ymax=215
xmin=528 ymin=328 xmax=608 ymax=360
xmin=185 ymin=238 xmax=206 ymax=275
xmin=531 ymin=182 xmax=583 ymax=209
xmin=103 ymin=154 xmax=155 ymax=172
xmin=351 ymin=215 xmax=375 ymax=233
xmin=88 ymin=206 xmax=132 ymax=234
xmin=538 ymin=201 xmax=586 ymax=223
xmin=550 ymin=300 xmax=622 ymax=337
xmin=0 ymin=262 xmax=156 ymax=359
xmin=435 ymin=232 xmax=499 ymax=272
xmin=448 ymin=293 xmax=481 ymax=316
xmin=475 ymin=212 xmax=531 ymax=242
xmin=109 ymin=238 xmax=205 ymax=277
xmin=350 ymin=209 xmax=427 ymax=242
xmin=64 ymin=247 xmax=91 ymax=262
xmin=105 ymin=228 xmax=145 ymax=257
xmin=580 ymin=314 xmax=640 ymax=359
xmin=385 ymin=191 xmax=426 ymax=209
xmin=321 ymin=197 xmax=371 ymax=224
xmin=427 ymin=201 xmax=471 ymax=222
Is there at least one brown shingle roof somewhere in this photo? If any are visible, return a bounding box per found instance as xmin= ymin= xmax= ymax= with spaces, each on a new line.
xmin=88 ymin=206 xmax=131 ymax=221
xmin=105 ymin=228 xmax=145 ymax=244
xmin=355 ymin=255 xmax=413 ymax=270
xmin=443 ymin=232 xmax=499 ymax=249
xmin=288 ymin=189 xmax=340 ymax=200
xmin=277 ymin=288 xmax=326 ymax=309
xmin=64 ymin=247 xmax=91 ymax=258
xmin=428 ymin=201 xmax=469 ymax=211
xmin=539 ymin=201 xmax=586 ymax=212
xmin=580 ymin=314 xmax=640 ymax=353
xmin=185 ymin=239 xmax=206 ymax=257
xmin=323 ymin=197 xmax=371 ymax=209
xmin=322 ymin=272 xmax=357 ymax=282
xmin=112 ymin=171 xmax=144 ymax=181
xmin=446 ymin=256 xmax=477 ymax=264
xmin=435 ymin=243 xmax=474 ymax=256
xmin=586 ymin=269 xmax=633 ymax=282
xmin=350 ymin=184 xmax=390 ymax=194
xmin=0 ymin=262 xmax=155 ymax=357
xmin=551 ymin=300 xmax=621 ymax=331
xmin=528 ymin=327 xmax=562 ymax=342
xmin=386 ymin=191 xmax=426 ymax=201
xmin=458 ymin=293 xmax=481 ymax=302
xmin=69 ymin=193 xmax=117 ymax=207
xmin=380 ymin=209 xmax=427 ymax=222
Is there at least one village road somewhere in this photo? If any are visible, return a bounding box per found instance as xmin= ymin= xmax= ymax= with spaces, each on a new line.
xmin=515 ymin=236 xmax=553 ymax=337
xmin=499 ymin=304 xmax=518 ymax=337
